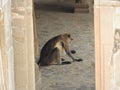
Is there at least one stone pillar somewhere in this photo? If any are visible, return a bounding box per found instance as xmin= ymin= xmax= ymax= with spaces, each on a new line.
xmin=94 ymin=0 xmax=120 ymax=90
xmin=11 ymin=0 xmax=35 ymax=90
xmin=74 ymin=0 xmax=89 ymax=13
xmin=111 ymin=7 xmax=120 ymax=90
xmin=0 ymin=0 xmax=15 ymax=90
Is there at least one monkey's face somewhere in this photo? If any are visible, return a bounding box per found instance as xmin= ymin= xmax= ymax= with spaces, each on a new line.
xmin=68 ymin=35 xmax=73 ymax=40
xmin=63 ymin=33 xmax=73 ymax=40
xmin=63 ymin=33 xmax=73 ymax=43
xmin=66 ymin=34 xmax=73 ymax=40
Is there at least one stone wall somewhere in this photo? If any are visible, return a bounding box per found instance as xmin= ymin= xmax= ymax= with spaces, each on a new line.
xmin=0 ymin=0 xmax=15 ymax=90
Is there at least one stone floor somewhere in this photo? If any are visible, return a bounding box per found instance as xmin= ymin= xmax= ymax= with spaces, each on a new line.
xmin=35 ymin=1 xmax=95 ymax=90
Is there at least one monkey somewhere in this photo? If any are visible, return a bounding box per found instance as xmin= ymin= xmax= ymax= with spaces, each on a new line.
xmin=37 ymin=33 xmax=76 ymax=66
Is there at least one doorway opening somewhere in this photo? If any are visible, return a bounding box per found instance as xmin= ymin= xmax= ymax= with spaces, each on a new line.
xmin=34 ymin=0 xmax=95 ymax=90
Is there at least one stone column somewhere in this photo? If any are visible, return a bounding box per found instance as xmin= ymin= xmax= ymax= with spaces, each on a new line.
xmin=0 ymin=0 xmax=15 ymax=90
xmin=94 ymin=0 xmax=120 ymax=90
xmin=74 ymin=0 xmax=89 ymax=13
xmin=11 ymin=0 xmax=35 ymax=90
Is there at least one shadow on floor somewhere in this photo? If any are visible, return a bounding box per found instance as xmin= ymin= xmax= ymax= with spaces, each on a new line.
xmin=34 ymin=3 xmax=74 ymax=13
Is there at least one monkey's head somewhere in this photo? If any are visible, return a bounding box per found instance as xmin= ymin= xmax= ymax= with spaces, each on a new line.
xmin=62 ymin=33 xmax=73 ymax=39
xmin=62 ymin=33 xmax=73 ymax=41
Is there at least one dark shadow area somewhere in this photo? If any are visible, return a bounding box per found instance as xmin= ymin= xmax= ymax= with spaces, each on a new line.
xmin=70 ymin=50 xmax=76 ymax=54
xmin=34 ymin=3 xmax=74 ymax=13
xmin=62 ymin=59 xmax=83 ymax=65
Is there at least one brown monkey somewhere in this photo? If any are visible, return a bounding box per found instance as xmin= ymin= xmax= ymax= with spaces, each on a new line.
xmin=37 ymin=33 xmax=76 ymax=66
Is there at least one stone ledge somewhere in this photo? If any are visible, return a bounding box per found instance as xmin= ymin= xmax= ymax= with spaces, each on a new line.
xmin=74 ymin=8 xmax=89 ymax=13
xmin=74 ymin=4 xmax=89 ymax=8
xmin=74 ymin=3 xmax=89 ymax=13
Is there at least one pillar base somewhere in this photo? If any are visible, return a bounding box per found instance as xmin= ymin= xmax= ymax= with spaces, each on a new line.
xmin=74 ymin=3 xmax=89 ymax=13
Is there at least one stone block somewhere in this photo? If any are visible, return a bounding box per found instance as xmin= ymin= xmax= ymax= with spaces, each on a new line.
xmin=74 ymin=3 xmax=89 ymax=13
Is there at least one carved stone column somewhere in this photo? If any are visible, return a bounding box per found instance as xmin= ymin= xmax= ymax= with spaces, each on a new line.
xmin=95 ymin=0 xmax=120 ymax=90
xmin=74 ymin=0 xmax=89 ymax=13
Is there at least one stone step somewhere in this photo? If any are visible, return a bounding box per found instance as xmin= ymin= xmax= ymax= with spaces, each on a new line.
xmin=74 ymin=4 xmax=89 ymax=8
xmin=74 ymin=8 xmax=89 ymax=13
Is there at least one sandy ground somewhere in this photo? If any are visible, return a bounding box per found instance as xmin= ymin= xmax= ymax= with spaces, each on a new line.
xmin=35 ymin=1 xmax=95 ymax=90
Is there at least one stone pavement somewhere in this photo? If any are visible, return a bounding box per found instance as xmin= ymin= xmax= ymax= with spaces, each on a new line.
xmin=35 ymin=2 xmax=95 ymax=90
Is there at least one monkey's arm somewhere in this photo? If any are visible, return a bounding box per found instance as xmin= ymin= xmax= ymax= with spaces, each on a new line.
xmin=63 ymin=43 xmax=75 ymax=61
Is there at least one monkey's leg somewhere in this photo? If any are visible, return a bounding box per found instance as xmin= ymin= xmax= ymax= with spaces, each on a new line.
xmin=51 ymin=48 xmax=61 ymax=65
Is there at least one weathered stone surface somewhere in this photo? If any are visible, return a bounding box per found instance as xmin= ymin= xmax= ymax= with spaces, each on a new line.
xmin=0 ymin=0 xmax=15 ymax=90
xmin=12 ymin=29 xmax=26 ymax=43
xmin=94 ymin=1 xmax=120 ymax=90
